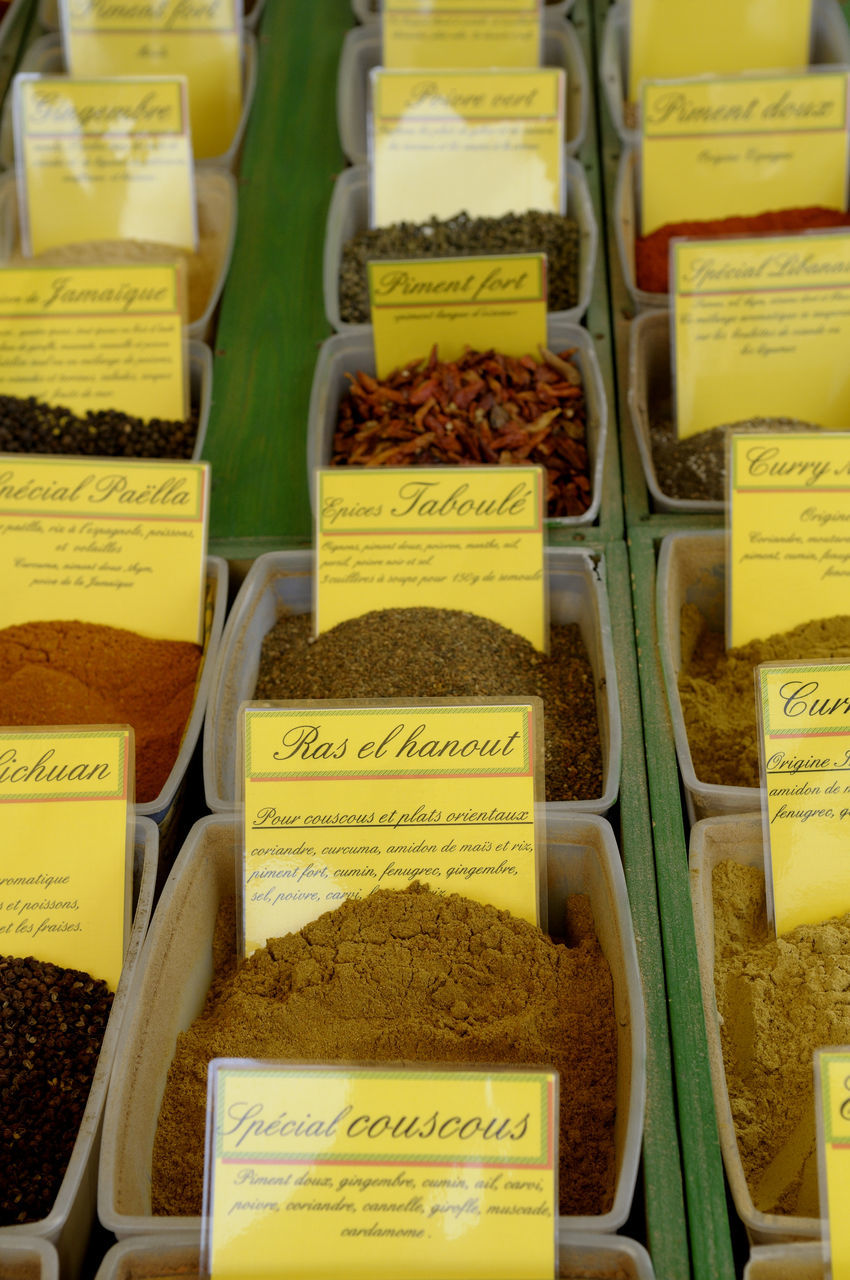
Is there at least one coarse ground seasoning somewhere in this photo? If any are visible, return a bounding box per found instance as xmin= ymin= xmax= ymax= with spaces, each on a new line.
xmin=254 ymin=607 xmax=603 ymax=802
xmin=339 ymin=210 xmax=580 ymax=324
xmin=151 ymin=883 xmax=618 ymax=1219
xmin=713 ymin=859 xmax=850 ymax=1217
xmin=0 ymin=620 xmax=203 ymax=803
xmin=678 ymin=609 xmax=850 ymax=787
xmin=0 ymin=953 xmax=113 ymax=1225
xmin=0 ymin=394 xmax=198 ymax=458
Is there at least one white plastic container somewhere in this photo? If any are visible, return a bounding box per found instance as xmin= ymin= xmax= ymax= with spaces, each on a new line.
xmin=0 ymin=818 xmax=158 ymax=1278
xmin=187 ymin=341 xmax=213 ymax=462
xmin=306 ymin=318 xmax=607 ymax=527
xmin=614 ymin=147 xmax=665 ymax=313
xmin=202 ymin=547 xmax=622 ymax=815
xmin=744 ymin=1243 xmax=825 ymax=1278
xmin=0 ymin=1237 xmax=59 ymax=1279
xmin=94 ymin=1228 xmax=656 ymax=1278
xmin=323 ymin=155 xmax=598 ymax=332
xmin=0 ymin=167 xmax=238 ymax=344
xmin=352 ymin=0 xmax=576 ymax=20
xmin=97 ymin=809 xmax=645 ymax=1237
xmin=600 ymin=0 xmax=850 ymax=148
xmin=337 ymin=19 xmax=588 ymax=168
xmin=2 ymin=31 xmax=258 ymax=172
xmin=690 ymin=813 xmax=820 ymax=1243
xmin=627 ymin=310 xmax=724 ymax=514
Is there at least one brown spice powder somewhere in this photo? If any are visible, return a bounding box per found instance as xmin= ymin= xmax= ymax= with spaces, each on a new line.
xmin=151 ymin=884 xmax=618 ymax=1219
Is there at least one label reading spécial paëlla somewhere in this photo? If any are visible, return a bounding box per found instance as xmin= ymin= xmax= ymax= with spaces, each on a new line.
xmin=382 ymin=0 xmax=541 ymax=71
xmin=368 ymin=254 xmax=548 ymax=379
xmin=14 ymin=74 xmax=197 ymax=256
xmin=641 ymin=72 xmax=849 ymax=235
xmin=816 ymin=1049 xmax=850 ymax=1280
xmin=0 ymin=727 xmax=132 ymax=989
xmin=370 ymin=69 xmax=564 ymax=226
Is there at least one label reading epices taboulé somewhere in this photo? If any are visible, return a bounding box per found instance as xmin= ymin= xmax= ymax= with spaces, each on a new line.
xmin=14 ymin=75 xmax=198 ymax=256
xmin=202 ymin=1062 xmax=558 ymax=1280
xmin=382 ymin=0 xmax=542 ymax=71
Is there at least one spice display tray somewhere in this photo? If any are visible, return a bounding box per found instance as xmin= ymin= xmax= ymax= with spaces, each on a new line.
xmin=2 ymin=31 xmax=259 ymax=172
xmin=305 ymin=318 xmax=608 ymax=528
xmin=744 ymin=1244 xmax=825 ymax=1278
xmin=599 ymin=0 xmax=850 ymax=148
xmin=690 ymin=813 xmax=820 ymax=1244
xmin=1 ymin=818 xmax=158 ymax=1279
xmin=97 ymin=809 xmax=645 ymax=1237
xmin=614 ymin=147 xmax=663 ymax=314
xmin=351 ymin=0 xmax=577 ymax=21
xmin=201 ymin=546 xmax=621 ymax=815
xmin=0 ymin=1237 xmax=59 ymax=1279
xmin=323 ymin=155 xmax=598 ymax=333
xmin=336 ymin=17 xmax=589 ymax=168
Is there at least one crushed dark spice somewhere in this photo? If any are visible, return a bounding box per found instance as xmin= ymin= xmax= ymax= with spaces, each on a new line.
xmin=0 ymin=394 xmax=198 ymax=458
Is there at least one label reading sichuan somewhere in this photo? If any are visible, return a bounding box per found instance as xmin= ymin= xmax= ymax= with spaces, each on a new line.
xmin=0 ymin=727 xmax=132 ymax=989
xmin=382 ymin=0 xmax=542 ymax=70
xmin=14 ymin=74 xmax=197 ymax=255
xmin=0 ymin=455 xmax=209 ymax=642
xmin=202 ymin=1062 xmax=558 ymax=1280
xmin=241 ymin=700 xmax=544 ymax=955
xmin=816 ymin=1049 xmax=850 ymax=1280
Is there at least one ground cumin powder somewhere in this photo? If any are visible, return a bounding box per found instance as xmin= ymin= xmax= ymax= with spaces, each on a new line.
xmin=0 ymin=620 xmax=202 ymax=802
xmin=713 ymin=859 xmax=850 ymax=1217
xmin=151 ymin=883 xmax=618 ymax=1219
xmin=678 ymin=608 xmax=850 ymax=786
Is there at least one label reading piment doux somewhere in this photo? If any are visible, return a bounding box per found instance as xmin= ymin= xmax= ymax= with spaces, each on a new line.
xmin=58 ymin=0 xmax=243 ymax=161
xmin=672 ymin=234 xmax=850 ymax=440
xmin=368 ymin=254 xmax=548 ymax=378
xmin=202 ymin=1062 xmax=558 ymax=1280
xmin=728 ymin=432 xmax=850 ymax=648
xmin=241 ymin=700 xmax=544 ymax=957
xmin=0 ymin=264 xmax=188 ymax=420
xmin=382 ymin=0 xmax=542 ymax=71
xmin=14 ymin=74 xmax=197 ymax=257
xmin=641 ymin=72 xmax=849 ymax=235
xmin=0 ymin=456 xmax=209 ymax=643
xmin=316 ymin=467 xmax=546 ymax=651
xmin=816 ymin=1049 xmax=850 ymax=1280
xmin=370 ymin=69 xmax=564 ymax=226
xmin=0 ymin=727 xmax=132 ymax=989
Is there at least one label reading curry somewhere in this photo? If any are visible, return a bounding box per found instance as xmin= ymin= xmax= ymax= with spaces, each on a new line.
xmin=0 ymin=264 xmax=188 ymax=420
xmin=758 ymin=663 xmax=850 ymax=936
xmin=241 ymin=700 xmax=544 ymax=955
xmin=728 ymin=431 xmax=850 ymax=647
xmin=641 ymin=72 xmax=849 ymax=234
xmin=629 ymin=0 xmax=812 ymax=102
xmin=382 ymin=0 xmax=542 ymax=70
xmin=370 ymin=69 xmax=564 ymax=226
xmin=316 ymin=467 xmax=546 ymax=652
xmin=14 ymin=74 xmax=197 ymax=256
xmin=0 ymin=455 xmax=209 ymax=642
xmin=672 ymin=234 xmax=850 ymax=439
xmin=816 ymin=1049 xmax=850 ymax=1280
xmin=0 ymin=727 xmax=132 ymax=989
xmin=368 ymin=254 xmax=547 ymax=378
xmin=57 ymin=0 xmax=242 ymax=160
xmin=202 ymin=1062 xmax=558 ymax=1280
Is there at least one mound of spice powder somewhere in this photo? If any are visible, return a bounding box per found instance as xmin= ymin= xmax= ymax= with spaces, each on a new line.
xmin=339 ymin=209 xmax=580 ymax=324
xmin=151 ymin=883 xmax=618 ymax=1219
xmin=0 ymin=620 xmax=203 ymax=803
xmin=331 ymin=346 xmax=591 ymax=519
xmin=255 ymin=607 xmax=603 ymax=802
xmin=0 ymin=953 xmax=113 ymax=1225
xmin=0 ymin=394 xmax=198 ymax=458
xmin=678 ymin=607 xmax=850 ymax=787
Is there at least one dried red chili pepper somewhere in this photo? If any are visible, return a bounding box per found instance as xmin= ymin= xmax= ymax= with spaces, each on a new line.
xmin=332 ymin=346 xmax=592 ymax=518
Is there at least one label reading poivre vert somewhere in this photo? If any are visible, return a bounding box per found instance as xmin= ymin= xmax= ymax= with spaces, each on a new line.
xmin=758 ymin=663 xmax=850 ymax=936
xmin=0 ymin=264 xmax=188 ymax=420
xmin=58 ymin=0 xmax=242 ymax=161
xmin=241 ymin=700 xmax=543 ymax=956
xmin=368 ymin=254 xmax=548 ymax=379
xmin=316 ymin=468 xmax=546 ymax=651
xmin=370 ymin=69 xmax=564 ymax=227
xmin=629 ymin=0 xmax=812 ymax=102
xmin=382 ymin=0 xmax=542 ymax=70
xmin=0 ymin=456 xmax=209 ymax=642
xmin=672 ymin=234 xmax=850 ymax=440
xmin=13 ymin=74 xmax=197 ymax=257
xmin=0 ymin=727 xmax=132 ymax=989
xmin=202 ymin=1062 xmax=558 ymax=1280
xmin=816 ymin=1049 xmax=850 ymax=1280
xmin=641 ymin=72 xmax=849 ymax=235
xmin=728 ymin=432 xmax=850 ymax=648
